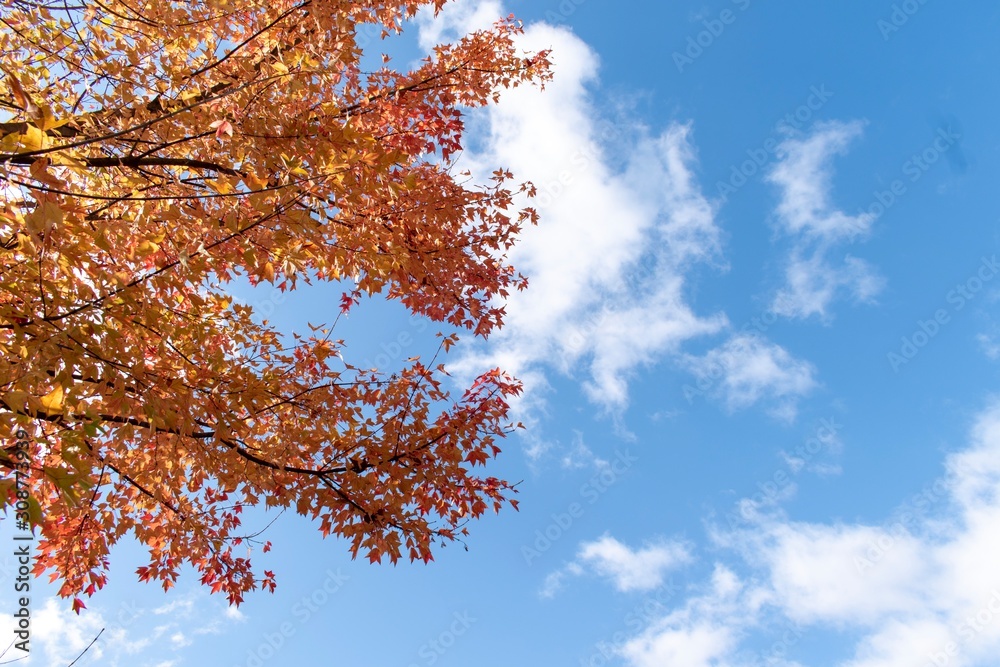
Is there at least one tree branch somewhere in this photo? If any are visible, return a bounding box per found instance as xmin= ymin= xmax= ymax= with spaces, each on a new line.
xmin=4 ymin=154 xmax=241 ymax=175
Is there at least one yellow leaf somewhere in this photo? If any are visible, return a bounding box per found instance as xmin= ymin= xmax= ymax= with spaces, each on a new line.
xmin=262 ymin=261 xmax=275 ymax=283
xmin=242 ymin=172 xmax=268 ymax=191
xmin=39 ymin=385 xmax=64 ymax=413
xmin=207 ymin=178 xmax=233 ymax=195
xmin=49 ymin=153 xmax=88 ymax=169
xmin=34 ymin=106 xmax=71 ymax=132
xmin=17 ymin=125 xmax=46 ymax=152
xmin=136 ymin=240 xmax=160 ymax=256
xmin=0 ymin=133 xmax=20 ymax=153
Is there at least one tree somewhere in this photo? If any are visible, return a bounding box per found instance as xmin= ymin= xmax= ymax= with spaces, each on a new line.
xmin=0 ymin=0 xmax=550 ymax=608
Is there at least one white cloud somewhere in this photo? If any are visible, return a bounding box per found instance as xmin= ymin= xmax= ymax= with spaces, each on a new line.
xmin=620 ymin=565 xmax=752 ymax=667
xmin=225 ymin=604 xmax=247 ymax=622
xmin=623 ymin=622 xmax=738 ymax=667
xmin=539 ymin=564 xmax=580 ymax=599
xmin=420 ymin=2 xmax=727 ymax=420
xmin=580 ymin=535 xmax=693 ymax=593
xmin=768 ymin=121 xmax=873 ymax=242
xmin=152 ymin=597 xmax=194 ymax=616
xmin=682 ymin=333 xmax=818 ymax=419
xmin=977 ymin=332 xmax=1000 ymax=360
xmin=32 ymin=598 xmax=107 ymax=666
xmin=755 ymin=522 xmax=929 ymax=625
xmin=767 ymin=121 xmax=884 ymax=319
xmin=416 ymin=0 xmax=503 ymax=50
xmin=617 ymin=400 xmax=1000 ymax=667
xmin=772 ymin=251 xmax=884 ymax=320
xmin=543 ymin=534 xmax=692 ymax=597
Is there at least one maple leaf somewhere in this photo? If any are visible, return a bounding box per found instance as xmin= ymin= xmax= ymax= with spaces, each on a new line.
xmin=38 ymin=386 xmax=64 ymax=414
xmin=339 ymin=290 xmax=360 ymax=314
xmin=0 ymin=0 xmax=549 ymax=606
xmin=210 ymin=119 xmax=234 ymax=139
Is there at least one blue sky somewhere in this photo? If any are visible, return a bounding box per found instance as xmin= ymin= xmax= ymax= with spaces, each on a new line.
xmin=5 ymin=1 xmax=1000 ymax=666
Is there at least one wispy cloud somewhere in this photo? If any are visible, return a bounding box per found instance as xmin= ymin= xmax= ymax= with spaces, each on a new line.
xmin=543 ymin=534 xmax=692 ymax=597
xmin=559 ymin=430 xmax=609 ymax=470
xmin=977 ymin=332 xmax=1000 ymax=361
xmin=682 ymin=333 xmax=818 ymax=420
xmin=767 ymin=121 xmax=884 ymax=319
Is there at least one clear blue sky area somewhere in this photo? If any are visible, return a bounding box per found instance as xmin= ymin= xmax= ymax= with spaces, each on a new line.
xmin=5 ymin=2 xmax=1000 ymax=666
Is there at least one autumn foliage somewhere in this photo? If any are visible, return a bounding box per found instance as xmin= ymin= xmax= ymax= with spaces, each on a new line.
xmin=0 ymin=0 xmax=549 ymax=606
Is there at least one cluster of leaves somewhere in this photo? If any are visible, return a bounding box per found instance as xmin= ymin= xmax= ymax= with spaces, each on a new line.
xmin=0 ymin=0 xmax=550 ymax=607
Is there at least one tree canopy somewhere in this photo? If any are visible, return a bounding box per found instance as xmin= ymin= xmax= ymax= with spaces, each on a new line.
xmin=0 ymin=0 xmax=549 ymax=608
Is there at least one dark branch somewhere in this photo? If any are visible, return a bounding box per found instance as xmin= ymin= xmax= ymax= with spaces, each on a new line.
xmin=3 ymin=154 xmax=241 ymax=175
